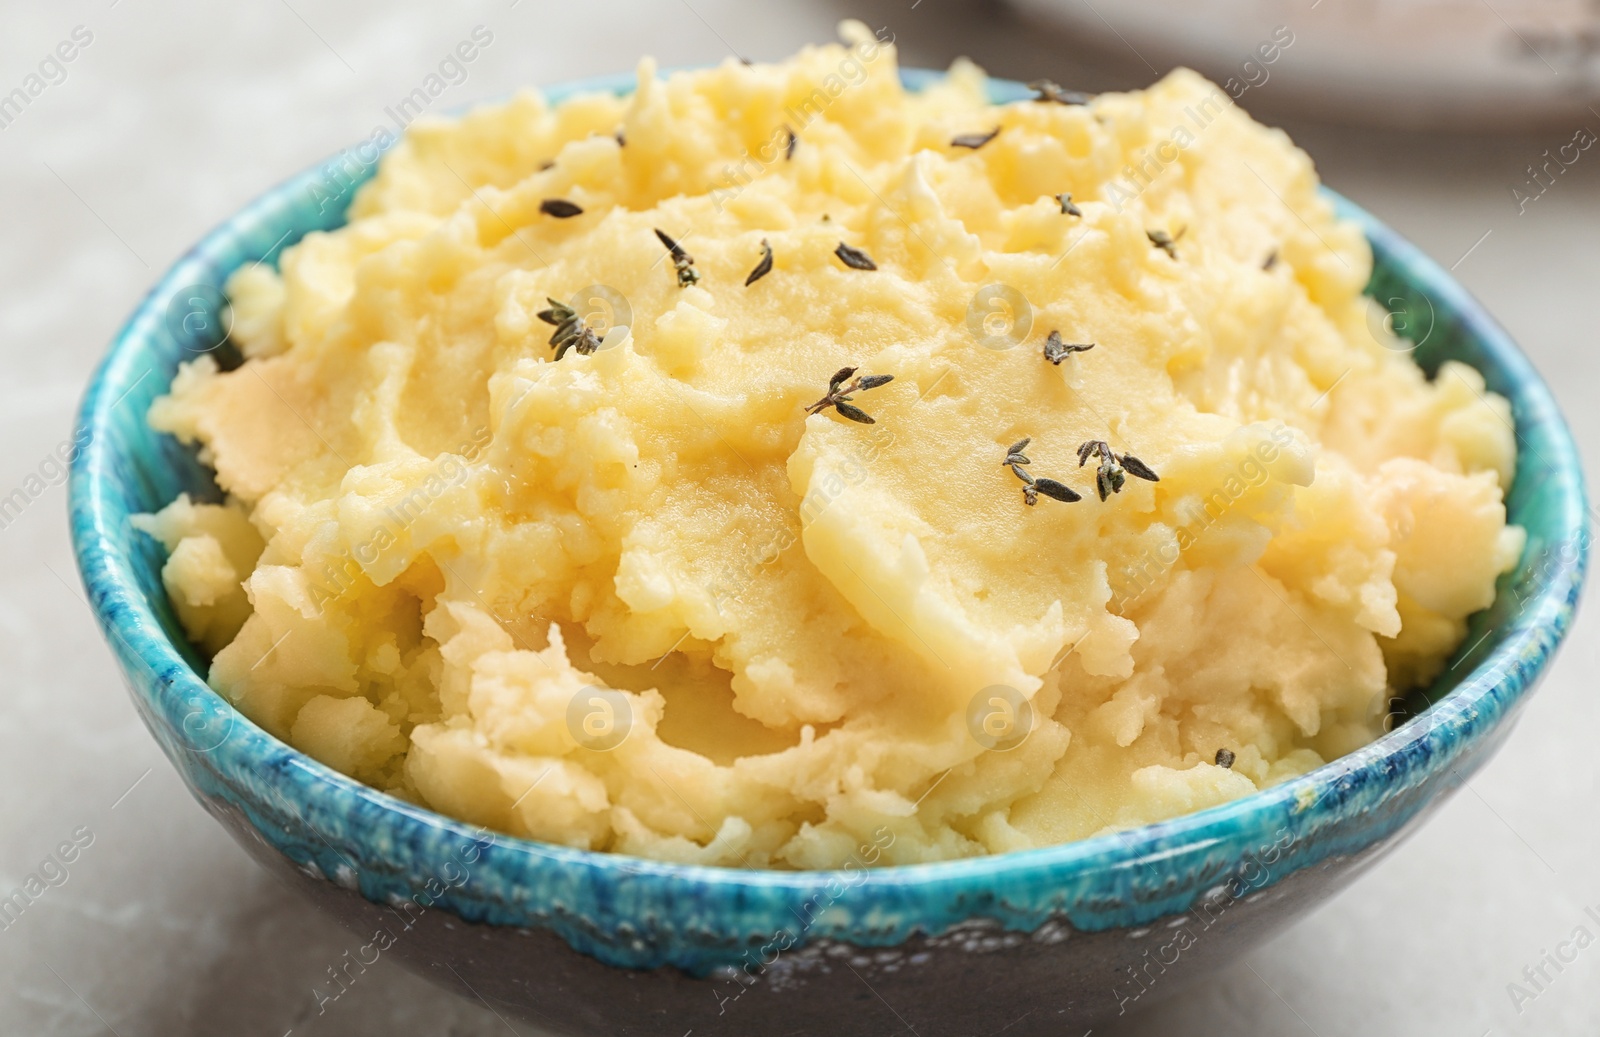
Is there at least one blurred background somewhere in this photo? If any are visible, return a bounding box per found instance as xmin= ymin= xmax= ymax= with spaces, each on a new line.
xmin=2 ymin=0 xmax=1596 ymax=1032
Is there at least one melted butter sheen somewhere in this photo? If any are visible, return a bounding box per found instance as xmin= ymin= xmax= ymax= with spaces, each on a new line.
xmin=138 ymin=24 xmax=1523 ymax=868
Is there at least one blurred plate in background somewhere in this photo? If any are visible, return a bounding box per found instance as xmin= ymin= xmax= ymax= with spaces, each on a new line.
xmin=1006 ymin=0 xmax=1600 ymax=128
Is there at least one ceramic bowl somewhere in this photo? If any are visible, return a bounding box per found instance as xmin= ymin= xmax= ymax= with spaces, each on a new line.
xmin=69 ymin=70 xmax=1589 ymax=1034
xmin=1006 ymin=0 xmax=1595 ymax=130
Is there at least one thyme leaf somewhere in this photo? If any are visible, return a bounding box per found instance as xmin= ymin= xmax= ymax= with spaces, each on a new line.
xmin=745 ymin=238 xmax=774 ymax=286
xmin=834 ymin=242 xmax=878 ymax=271
xmin=952 ymin=127 xmax=1001 ymax=150
xmin=1119 ymin=453 xmax=1159 ymax=482
xmin=1146 ymin=227 xmax=1184 ymax=259
xmin=834 ymin=402 xmax=875 ymax=424
xmin=1032 ymin=478 xmax=1081 ymax=503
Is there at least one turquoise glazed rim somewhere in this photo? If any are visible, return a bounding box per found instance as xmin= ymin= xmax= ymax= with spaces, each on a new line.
xmin=70 ymin=69 xmax=1588 ymax=976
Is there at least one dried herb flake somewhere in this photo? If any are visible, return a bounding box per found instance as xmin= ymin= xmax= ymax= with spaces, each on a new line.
xmin=834 ymin=242 xmax=878 ymax=271
xmin=1056 ymin=192 xmax=1082 ymax=217
xmin=1146 ymin=228 xmax=1183 ymax=258
xmin=1032 ymin=478 xmax=1080 ymax=503
xmin=1043 ymin=330 xmax=1094 ymax=366
xmin=540 ymin=199 xmax=584 ymax=219
xmin=746 ymin=238 xmax=774 ymax=286
xmin=952 ymin=127 xmax=1001 ymax=150
xmin=1028 ymin=79 xmax=1094 ymax=106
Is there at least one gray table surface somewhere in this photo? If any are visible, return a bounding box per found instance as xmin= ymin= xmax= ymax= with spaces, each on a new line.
xmin=3 ymin=1 xmax=1595 ymax=1033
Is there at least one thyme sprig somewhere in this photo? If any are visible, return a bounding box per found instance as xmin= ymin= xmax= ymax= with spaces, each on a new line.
xmin=536 ymin=298 xmax=602 ymax=360
xmin=806 ymin=366 xmax=893 ymax=424
xmin=1028 ymin=79 xmax=1093 ymax=105
xmin=746 ymin=238 xmax=774 ymax=286
xmin=1043 ymin=330 xmax=1094 ymax=366
xmin=1077 ymin=440 xmax=1159 ymax=501
xmin=654 ymin=228 xmax=700 ymax=287
xmin=1005 ymin=437 xmax=1081 ymax=506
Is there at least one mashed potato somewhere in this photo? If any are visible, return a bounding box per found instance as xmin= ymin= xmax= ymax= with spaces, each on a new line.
xmin=136 ymin=25 xmax=1523 ymax=868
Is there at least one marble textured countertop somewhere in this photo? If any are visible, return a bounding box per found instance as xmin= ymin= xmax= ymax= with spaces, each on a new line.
xmin=2 ymin=1 xmax=1594 ymax=1033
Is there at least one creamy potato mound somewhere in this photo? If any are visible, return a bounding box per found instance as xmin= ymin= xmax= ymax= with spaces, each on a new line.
xmin=137 ymin=25 xmax=1523 ymax=867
